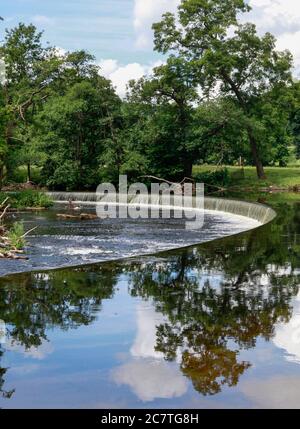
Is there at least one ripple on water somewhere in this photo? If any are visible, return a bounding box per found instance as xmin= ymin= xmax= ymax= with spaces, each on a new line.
xmin=0 ymin=206 xmax=261 ymax=276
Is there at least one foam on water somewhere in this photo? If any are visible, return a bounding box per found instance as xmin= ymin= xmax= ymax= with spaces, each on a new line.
xmin=0 ymin=202 xmax=263 ymax=277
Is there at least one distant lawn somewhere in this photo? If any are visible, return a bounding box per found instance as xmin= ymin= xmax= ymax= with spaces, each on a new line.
xmin=9 ymin=165 xmax=42 ymax=184
xmin=193 ymin=165 xmax=300 ymax=190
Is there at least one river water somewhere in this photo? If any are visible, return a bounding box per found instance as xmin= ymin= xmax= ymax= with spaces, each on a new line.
xmin=0 ymin=201 xmax=300 ymax=408
xmin=0 ymin=204 xmax=260 ymax=276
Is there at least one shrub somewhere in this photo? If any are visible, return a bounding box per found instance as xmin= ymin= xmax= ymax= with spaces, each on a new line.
xmin=0 ymin=190 xmax=53 ymax=209
xmin=8 ymin=222 xmax=25 ymax=250
xmin=193 ymin=168 xmax=230 ymax=187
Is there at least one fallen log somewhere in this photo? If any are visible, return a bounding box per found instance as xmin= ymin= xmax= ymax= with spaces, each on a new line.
xmin=0 ymin=252 xmax=29 ymax=260
xmin=56 ymin=213 xmax=99 ymax=220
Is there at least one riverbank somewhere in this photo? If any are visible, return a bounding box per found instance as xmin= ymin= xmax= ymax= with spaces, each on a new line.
xmin=0 ymin=191 xmax=53 ymax=259
xmin=0 ymin=190 xmax=53 ymax=210
xmin=193 ymin=165 xmax=300 ymax=192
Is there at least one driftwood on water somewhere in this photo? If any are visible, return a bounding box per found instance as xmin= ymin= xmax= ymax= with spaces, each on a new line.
xmin=56 ymin=213 xmax=99 ymax=220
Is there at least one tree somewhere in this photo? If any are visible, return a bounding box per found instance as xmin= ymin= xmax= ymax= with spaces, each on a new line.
xmin=153 ymin=0 xmax=293 ymax=178
xmin=0 ymin=85 xmax=9 ymax=186
xmin=0 ymin=23 xmax=63 ymax=183
xmin=36 ymin=78 xmax=121 ymax=190
xmin=128 ymin=57 xmax=200 ymax=178
xmin=123 ymin=57 xmax=208 ymax=180
xmin=290 ymin=81 xmax=300 ymax=159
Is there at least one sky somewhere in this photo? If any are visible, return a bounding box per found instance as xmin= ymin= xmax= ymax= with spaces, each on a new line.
xmin=1 ymin=0 xmax=300 ymax=97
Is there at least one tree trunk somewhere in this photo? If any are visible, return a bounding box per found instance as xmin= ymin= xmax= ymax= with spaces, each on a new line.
xmin=219 ymin=70 xmax=266 ymax=180
xmin=183 ymin=158 xmax=193 ymax=178
xmin=27 ymin=163 xmax=31 ymax=182
xmin=0 ymin=164 xmax=3 ymax=191
xmin=247 ymin=128 xmax=266 ymax=180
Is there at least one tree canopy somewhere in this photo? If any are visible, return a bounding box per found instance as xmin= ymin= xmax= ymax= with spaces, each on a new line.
xmin=0 ymin=4 xmax=299 ymax=189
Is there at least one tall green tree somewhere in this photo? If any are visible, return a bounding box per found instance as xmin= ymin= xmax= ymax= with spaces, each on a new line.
xmin=290 ymin=81 xmax=300 ymax=159
xmin=36 ymin=78 xmax=121 ymax=190
xmin=0 ymin=23 xmax=63 ymax=182
xmin=124 ymin=57 xmax=206 ymax=180
xmin=153 ymin=0 xmax=293 ymax=178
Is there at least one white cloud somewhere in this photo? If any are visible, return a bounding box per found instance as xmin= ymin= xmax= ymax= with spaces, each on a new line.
xmin=132 ymin=0 xmax=300 ymax=74
xmin=240 ymin=375 xmax=300 ymax=408
xmin=247 ymin=0 xmax=300 ymax=74
xmin=248 ymin=0 xmax=300 ymax=31
xmin=276 ymin=31 xmax=300 ymax=75
xmin=133 ymin=0 xmax=180 ymax=49
xmin=273 ymin=291 xmax=300 ymax=365
xmin=53 ymin=46 xmax=67 ymax=58
xmin=130 ymin=302 xmax=167 ymax=359
xmin=6 ymin=339 xmax=54 ymax=360
xmin=99 ymin=58 xmax=163 ymax=97
xmin=111 ymin=301 xmax=188 ymax=402
xmin=112 ymin=359 xmax=188 ymax=402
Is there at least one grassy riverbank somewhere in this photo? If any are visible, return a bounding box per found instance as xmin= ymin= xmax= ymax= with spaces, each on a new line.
xmin=0 ymin=191 xmax=53 ymax=259
xmin=0 ymin=190 xmax=53 ymax=210
xmin=193 ymin=165 xmax=300 ymax=191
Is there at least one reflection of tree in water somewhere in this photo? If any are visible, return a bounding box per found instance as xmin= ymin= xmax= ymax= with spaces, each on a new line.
xmin=128 ymin=203 xmax=300 ymax=395
xmin=0 ymin=202 xmax=299 ymax=399
xmin=0 ymin=346 xmax=14 ymax=399
xmin=0 ymin=264 xmax=120 ymax=399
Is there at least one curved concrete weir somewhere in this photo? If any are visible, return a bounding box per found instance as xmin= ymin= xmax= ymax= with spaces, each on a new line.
xmin=0 ymin=193 xmax=276 ymax=277
xmin=204 ymin=197 xmax=276 ymax=224
xmin=47 ymin=192 xmax=276 ymax=225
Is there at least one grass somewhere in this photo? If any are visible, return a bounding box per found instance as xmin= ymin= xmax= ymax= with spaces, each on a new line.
xmin=193 ymin=165 xmax=300 ymax=190
xmin=9 ymin=165 xmax=42 ymax=184
xmin=7 ymin=222 xmax=25 ymax=250
xmin=0 ymin=190 xmax=53 ymax=209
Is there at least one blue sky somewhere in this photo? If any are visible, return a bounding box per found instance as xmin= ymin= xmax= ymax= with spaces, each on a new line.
xmin=1 ymin=0 xmax=143 ymax=63
xmin=1 ymin=0 xmax=300 ymax=96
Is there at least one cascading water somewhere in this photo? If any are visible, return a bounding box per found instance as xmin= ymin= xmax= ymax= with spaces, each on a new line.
xmin=0 ymin=192 xmax=276 ymax=276
xmin=46 ymin=192 xmax=276 ymax=224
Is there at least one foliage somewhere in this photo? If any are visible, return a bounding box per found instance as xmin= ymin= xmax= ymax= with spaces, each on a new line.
xmin=0 ymin=9 xmax=299 ymax=189
xmin=152 ymin=0 xmax=294 ymax=178
xmin=36 ymin=79 xmax=121 ymax=190
xmin=7 ymin=221 xmax=25 ymax=249
xmin=0 ymin=190 xmax=53 ymax=208
xmin=193 ymin=168 xmax=229 ymax=187
xmin=123 ymin=57 xmax=201 ymax=180
xmin=290 ymin=81 xmax=300 ymax=159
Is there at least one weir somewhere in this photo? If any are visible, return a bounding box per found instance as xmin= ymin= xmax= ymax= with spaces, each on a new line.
xmin=46 ymin=192 xmax=276 ymax=225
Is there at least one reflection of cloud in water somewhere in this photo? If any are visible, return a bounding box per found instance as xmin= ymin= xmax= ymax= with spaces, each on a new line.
xmin=112 ymin=359 xmax=188 ymax=402
xmin=240 ymin=376 xmax=300 ymax=409
xmin=273 ymin=291 xmax=300 ymax=364
xmin=112 ymin=302 xmax=187 ymax=401
xmin=130 ymin=303 xmax=166 ymax=359
xmin=6 ymin=339 xmax=54 ymax=360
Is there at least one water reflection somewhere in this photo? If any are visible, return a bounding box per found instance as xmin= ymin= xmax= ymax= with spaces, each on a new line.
xmin=112 ymin=302 xmax=188 ymax=401
xmin=127 ymin=252 xmax=299 ymax=395
xmin=273 ymin=291 xmax=300 ymax=364
xmin=0 ymin=201 xmax=299 ymax=407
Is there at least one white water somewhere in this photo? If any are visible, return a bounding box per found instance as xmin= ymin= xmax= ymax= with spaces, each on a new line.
xmin=47 ymin=192 xmax=276 ymax=224
xmin=0 ymin=195 xmax=268 ymax=276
